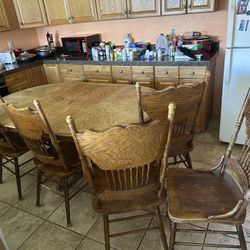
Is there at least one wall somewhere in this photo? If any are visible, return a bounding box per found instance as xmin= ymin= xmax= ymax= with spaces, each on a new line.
xmin=0 ymin=29 xmax=39 ymax=51
xmin=36 ymin=0 xmax=228 ymax=116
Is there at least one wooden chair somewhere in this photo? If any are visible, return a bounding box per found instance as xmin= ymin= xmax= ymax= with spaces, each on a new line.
xmin=0 ymin=122 xmax=34 ymax=200
xmin=135 ymin=79 xmax=207 ymax=168
xmin=0 ymin=97 xmax=34 ymax=200
xmin=67 ymin=103 xmax=176 ymax=250
xmin=166 ymin=88 xmax=250 ymax=249
xmin=2 ymin=99 xmax=82 ymax=227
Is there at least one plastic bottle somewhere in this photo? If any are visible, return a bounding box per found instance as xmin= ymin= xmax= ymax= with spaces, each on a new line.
xmin=124 ymin=34 xmax=132 ymax=48
xmin=156 ymin=34 xmax=168 ymax=56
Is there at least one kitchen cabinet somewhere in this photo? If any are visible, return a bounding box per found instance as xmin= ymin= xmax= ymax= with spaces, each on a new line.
xmin=44 ymin=0 xmax=97 ymax=25
xmin=127 ymin=0 xmax=160 ymax=18
xmin=155 ymin=66 xmax=179 ymax=89
xmin=44 ymin=64 xmax=61 ymax=84
xmin=67 ymin=0 xmax=98 ymax=23
xmin=0 ymin=0 xmax=10 ymax=32
xmin=132 ymin=66 xmax=154 ymax=88
xmin=4 ymin=65 xmax=48 ymax=93
xmin=4 ymin=71 xmax=31 ymax=93
xmin=43 ymin=0 xmax=69 ymax=25
xmin=12 ymin=0 xmax=47 ymax=28
xmin=97 ymin=0 xmax=160 ymax=20
xmin=96 ymin=0 xmax=127 ymax=20
xmin=28 ymin=65 xmax=48 ymax=87
xmin=162 ymin=0 xmax=215 ymax=15
xmin=187 ymin=0 xmax=216 ymax=13
xmin=59 ymin=64 xmax=85 ymax=82
xmin=112 ymin=66 xmax=132 ymax=84
xmin=84 ymin=65 xmax=113 ymax=83
xmin=0 ymin=0 xmax=19 ymax=32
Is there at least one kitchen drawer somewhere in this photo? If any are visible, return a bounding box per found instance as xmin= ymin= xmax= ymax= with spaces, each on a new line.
xmin=84 ymin=65 xmax=111 ymax=76
xmin=132 ymin=66 xmax=154 ymax=78
xmin=112 ymin=66 xmax=132 ymax=77
xmin=59 ymin=64 xmax=84 ymax=75
xmin=5 ymin=71 xmax=29 ymax=82
xmin=155 ymin=66 xmax=179 ymax=78
xmin=179 ymin=66 xmax=207 ymax=79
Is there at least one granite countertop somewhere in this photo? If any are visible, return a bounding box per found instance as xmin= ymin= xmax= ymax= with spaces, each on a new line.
xmin=0 ymin=51 xmax=218 ymax=77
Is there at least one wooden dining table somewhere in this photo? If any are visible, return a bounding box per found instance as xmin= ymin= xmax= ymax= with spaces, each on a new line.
xmin=0 ymin=82 xmax=143 ymax=137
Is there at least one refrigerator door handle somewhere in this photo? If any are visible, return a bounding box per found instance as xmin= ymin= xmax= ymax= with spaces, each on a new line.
xmin=226 ymin=1 xmax=236 ymax=48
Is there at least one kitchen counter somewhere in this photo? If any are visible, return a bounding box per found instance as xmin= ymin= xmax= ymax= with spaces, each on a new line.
xmin=0 ymin=52 xmax=218 ymax=77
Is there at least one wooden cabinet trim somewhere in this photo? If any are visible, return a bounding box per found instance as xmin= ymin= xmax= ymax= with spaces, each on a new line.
xmin=12 ymin=0 xmax=48 ymax=28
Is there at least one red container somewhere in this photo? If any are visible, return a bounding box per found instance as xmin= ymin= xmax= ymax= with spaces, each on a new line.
xmin=14 ymin=48 xmax=22 ymax=57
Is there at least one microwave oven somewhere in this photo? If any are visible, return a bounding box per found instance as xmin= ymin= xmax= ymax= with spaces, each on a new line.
xmin=61 ymin=34 xmax=101 ymax=55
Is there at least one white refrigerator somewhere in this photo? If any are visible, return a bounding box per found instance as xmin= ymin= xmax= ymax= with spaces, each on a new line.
xmin=219 ymin=0 xmax=250 ymax=144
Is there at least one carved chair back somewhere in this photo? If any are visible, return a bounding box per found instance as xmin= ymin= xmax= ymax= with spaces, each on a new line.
xmin=67 ymin=103 xmax=175 ymax=198
xmin=3 ymin=100 xmax=68 ymax=170
xmin=136 ymin=81 xmax=206 ymax=139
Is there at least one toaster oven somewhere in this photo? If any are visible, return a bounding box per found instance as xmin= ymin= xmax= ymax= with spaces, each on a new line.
xmin=0 ymin=51 xmax=16 ymax=64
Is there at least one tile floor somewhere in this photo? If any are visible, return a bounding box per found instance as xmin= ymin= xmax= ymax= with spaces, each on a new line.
xmin=0 ymin=117 xmax=250 ymax=250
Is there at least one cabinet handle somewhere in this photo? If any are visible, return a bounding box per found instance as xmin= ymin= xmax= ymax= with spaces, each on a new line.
xmin=122 ymin=11 xmax=127 ymax=15
xmin=127 ymin=10 xmax=131 ymax=15
xmin=189 ymin=4 xmax=192 ymax=9
xmin=67 ymin=69 xmax=73 ymax=72
xmin=119 ymin=70 xmax=124 ymax=73
xmin=68 ymin=16 xmax=72 ymax=20
xmin=141 ymin=71 xmax=145 ymax=74
xmin=71 ymin=16 xmax=74 ymax=19
xmin=20 ymin=22 xmax=24 ymax=25
xmin=165 ymin=71 xmax=169 ymax=75
xmin=96 ymin=70 xmax=99 ymax=73
xmin=191 ymin=71 xmax=195 ymax=75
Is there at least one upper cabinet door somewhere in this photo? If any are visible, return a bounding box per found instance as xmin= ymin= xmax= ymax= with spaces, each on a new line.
xmin=127 ymin=0 xmax=161 ymax=18
xmin=0 ymin=0 xmax=10 ymax=31
xmin=67 ymin=0 xmax=98 ymax=23
xmin=97 ymin=0 xmax=127 ymax=20
xmin=12 ymin=0 xmax=47 ymax=28
xmin=162 ymin=0 xmax=186 ymax=15
xmin=43 ymin=0 xmax=69 ymax=25
xmin=187 ymin=0 xmax=215 ymax=13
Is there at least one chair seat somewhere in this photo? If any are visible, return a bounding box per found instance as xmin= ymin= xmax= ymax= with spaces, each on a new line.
xmin=92 ymin=167 xmax=166 ymax=214
xmin=168 ymin=134 xmax=193 ymax=157
xmin=166 ymin=168 xmax=245 ymax=224
xmin=34 ymin=158 xmax=81 ymax=177
xmin=0 ymin=145 xmax=28 ymax=158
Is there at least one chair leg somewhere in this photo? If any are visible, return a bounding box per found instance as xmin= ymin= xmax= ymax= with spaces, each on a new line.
xmin=185 ymin=153 xmax=193 ymax=169
xmin=0 ymin=155 xmax=3 ymax=184
xmin=63 ymin=177 xmax=72 ymax=227
xmin=169 ymin=222 xmax=177 ymax=250
xmin=103 ymin=214 xmax=110 ymax=250
xmin=236 ymin=225 xmax=247 ymax=250
xmin=14 ymin=158 xmax=23 ymax=200
xmin=155 ymin=206 xmax=168 ymax=250
xmin=36 ymin=170 xmax=42 ymax=207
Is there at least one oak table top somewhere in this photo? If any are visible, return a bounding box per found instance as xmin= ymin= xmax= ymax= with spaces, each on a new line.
xmin=0 ymin=82 xmax=142 ymax=137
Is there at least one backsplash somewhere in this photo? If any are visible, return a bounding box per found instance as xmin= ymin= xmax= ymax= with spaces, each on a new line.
xmin=0 ymin=29 xmax=39 ymax=51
